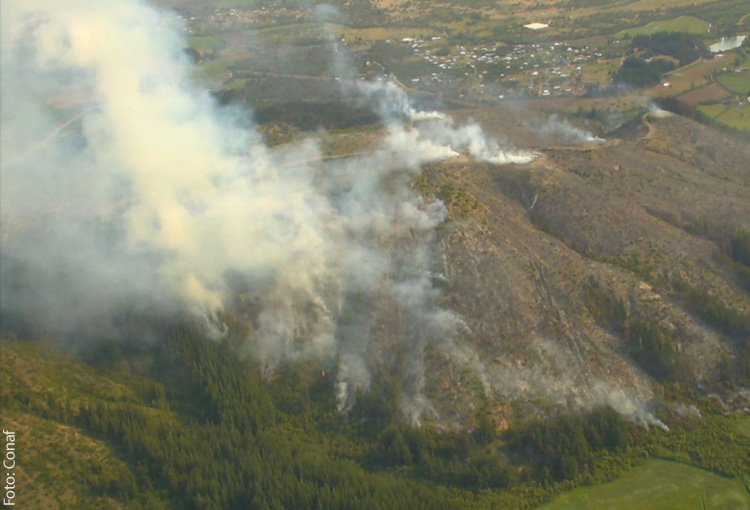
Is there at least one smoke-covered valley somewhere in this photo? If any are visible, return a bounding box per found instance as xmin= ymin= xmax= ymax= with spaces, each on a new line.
xmin=2 ymin=0 xmax=750 ymax=435
xmin=0 ymin=0 xmax=542 ymax=424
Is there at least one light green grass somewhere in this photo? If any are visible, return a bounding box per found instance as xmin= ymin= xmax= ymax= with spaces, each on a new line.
xmin=193 ymin=59 xmax=233 ymax=82
xmin=224 ymin=78 xmax=248 ymax=90
xmin=699 ymin=103 xmax=750 ymax=130
xmin=615 ymin=16 xmax=710 ymax=38
xmin=616 ymin=0 xmax=716 ymax=9
xmin=251 ymin=22 xmax=319 ymax=35
xmin=149 ymin=0 xmax=194 ymax=5
xmin=538 ymin=459 xmax=750 ymax=510
xmin=188 ymin=35 xmax=226 ymax=52
xmin=215 ymin=0 xmax=303 ymax=8
xmin=716 ymin=73 xmax=750 ymax=94
xmin=714 ymin=104 xmax=750 ymax=130
xmin=698 ymin=104 xmax=730 ymax=118
xmin=735 ymin=416 xmax=750 ymax=439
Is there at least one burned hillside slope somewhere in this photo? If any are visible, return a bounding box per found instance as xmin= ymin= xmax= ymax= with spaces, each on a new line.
xmin=417 ymin=112 xmax=750 ymax=424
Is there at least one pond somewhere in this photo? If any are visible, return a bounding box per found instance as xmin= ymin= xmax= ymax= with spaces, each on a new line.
xmin=709 ymin=35 xmax=747 ymax=53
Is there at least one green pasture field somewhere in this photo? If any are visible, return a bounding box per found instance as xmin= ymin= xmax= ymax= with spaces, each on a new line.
xmin=538 ymin=459 xmax=750 ymax=510
xmin=698 ymin=103 xmax=729 ymax=116
xmin=713 ymin=104 xmax=750 ymax=130
xmin=194 ymin=59 xmax=233 ymax=82
xmin=616 ymin=0 xmax=716 ymax=9
xmin=699 ymin=103 xmax=750 ymax=130
xmin=342 ymin=27 xmax=429 ymax=42
xmin=251 ymin=22 xmax=319 ymax=35
xmin=224 ymin=78 xmax=249 ymax=90
xmin=734 ymin=416 xmax=750 ymax=438
xmin=716 ymin=72 xmax=750 ymax=95
xmin=215 ymin=0 xmax=306 ymax=8
xmin=656 ymin=54 xmax=739 ymax=95
xmin=188 ymin=35 xmax=226 ymax=51
xmin=615 ymin=16 xmax=710 ymax=38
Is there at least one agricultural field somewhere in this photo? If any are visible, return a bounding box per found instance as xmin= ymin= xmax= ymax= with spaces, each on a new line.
xmin=614 ymin=15 xmax=711 ymax=38
xmin=172 ymin=0 xmax=749 ymax=130
xmin=677 ymin=84 xmax=732 ymax=105
xmin=188 ymin=35 xmax=225 ymax=52
xmin=538 ymin=459 xmax=750 ymax=510
xmin=613 ymin=0 xmax=719 ymax=11
xmin=703 ymin=104 xmax=750 ymax=130
xmin=663 ymin=54 xmax=739 ymax=95
xmin=717 ymin=71 xmax=750 ymax=95
xmin=698 ymin=103 xmax=750 ymax=130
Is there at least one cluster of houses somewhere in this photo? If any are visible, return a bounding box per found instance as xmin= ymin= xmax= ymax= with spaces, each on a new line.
xmin=384 ymin=37 xmax=611 ymax=100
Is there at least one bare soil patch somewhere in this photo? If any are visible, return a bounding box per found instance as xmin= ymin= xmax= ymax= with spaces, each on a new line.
xmin=677 ymin=84 xmax=732 ymax=105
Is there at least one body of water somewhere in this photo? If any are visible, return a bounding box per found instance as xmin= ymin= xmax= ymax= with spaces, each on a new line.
xmin=709 ymin=35 xmax=747 ymax=53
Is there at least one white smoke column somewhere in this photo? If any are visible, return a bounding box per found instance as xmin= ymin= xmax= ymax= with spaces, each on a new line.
xmin=0 ymin=0 xmax=498 ymax=423
xmin=592 ymin=383 xmax=669 ymax=431
xmin=417 ymin=119 xmax=539 ymax=164
xmin=537 ymin=114 xmax=604 ymax=144
xmin=355 ymin=78 xmax=447 ymax=122
xmin=351 ymin=77 xmax=538 ymax=164
xmin=647 ymin=102 xmax=673 ymax=118
xmin=673 ymin=403 xmax=701 ymax=418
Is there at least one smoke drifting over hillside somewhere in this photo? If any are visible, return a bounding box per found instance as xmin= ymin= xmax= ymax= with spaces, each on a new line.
xmin=0 ymin=0 xmax=538 ymax=421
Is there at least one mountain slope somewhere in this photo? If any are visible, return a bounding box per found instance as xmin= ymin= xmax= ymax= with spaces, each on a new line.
xmin=413 ymin=111 xmax=750 ymax=423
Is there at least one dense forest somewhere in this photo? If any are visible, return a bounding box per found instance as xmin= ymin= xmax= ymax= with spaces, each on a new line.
xmin=631 ymin=32 xmax=706 ymax=66
xmin=3 ymin=321 xmax=749 ymax=509
xmin=615 ymin=32 xmax=707 ymax=88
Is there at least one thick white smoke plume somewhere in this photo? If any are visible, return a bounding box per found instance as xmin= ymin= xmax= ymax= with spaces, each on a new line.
xmin=592 ymin=383 xmax=668 ymax=431
xmin=354 ymin=78 xmax=538 ymax=164
xmin=536 ymin=114 xmax=604 ymax=144
xmin=0 ymin=0 xmax=533 ymax=421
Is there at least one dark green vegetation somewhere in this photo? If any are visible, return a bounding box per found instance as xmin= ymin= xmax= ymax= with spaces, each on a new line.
xmin=631 ymin=32 xmax=705 ymax=67
xmin=615 ymin=32 xmax=706 ymax=87
xmin=615 ymin=57 xmax=677 ymax=88
xmin=3 ymin=331 xmax=750 ymax=509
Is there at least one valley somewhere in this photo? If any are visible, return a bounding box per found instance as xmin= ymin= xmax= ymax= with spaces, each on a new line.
xmin=1 ymin=0 xmax=749 ymax=508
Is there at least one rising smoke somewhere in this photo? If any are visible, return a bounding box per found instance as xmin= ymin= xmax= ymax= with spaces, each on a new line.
xmin=534 ymin=114 xmax=604 ymax=144
xmin=0 ymin=0 xmax=540 ymax=422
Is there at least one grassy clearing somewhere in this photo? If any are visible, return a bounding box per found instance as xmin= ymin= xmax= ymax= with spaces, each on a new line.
xmin=538 ymin=459 xmax=750 ymax=510
xmin=193 ymin=59 xmax=233 ymax=83
xmin=716 ymin=72 xmax=750 ymax=94
xmin=252 ymin=22 xmax=319 ymax=35
xmin=188 ymin=35 xmax=226 ymax=51
xmin=734 ymin=416 xmax=750 ymax=438
xmin=658 ymin=55 xmax=738 ymax=94
xmin=342 ymin=26 xmax=429 ymax=42
xmin=4 ymin=411 xmax=135 ymax=509
xmin=713 ymin=104 xmax=750 ymax=130
xmin=614 ymin=0 xmax=716 ymax=10
xmin=615 ymin=16 xmax=710 ymax=38
xmin=586 ymin=59 xmax=621 ymax=81
xmin=213 ymin=0 xmax=296 ymax=8
xmin=149 ymin=0 xmax=195 ymax=5
xmin=224 ymin=78 xmax=248 ymax=90
xmin=698 ymin=103 xmax=731 ymax=117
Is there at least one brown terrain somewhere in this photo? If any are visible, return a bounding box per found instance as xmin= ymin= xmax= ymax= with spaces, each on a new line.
xmin=411 ymin=109 xmax=750 ymax=423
